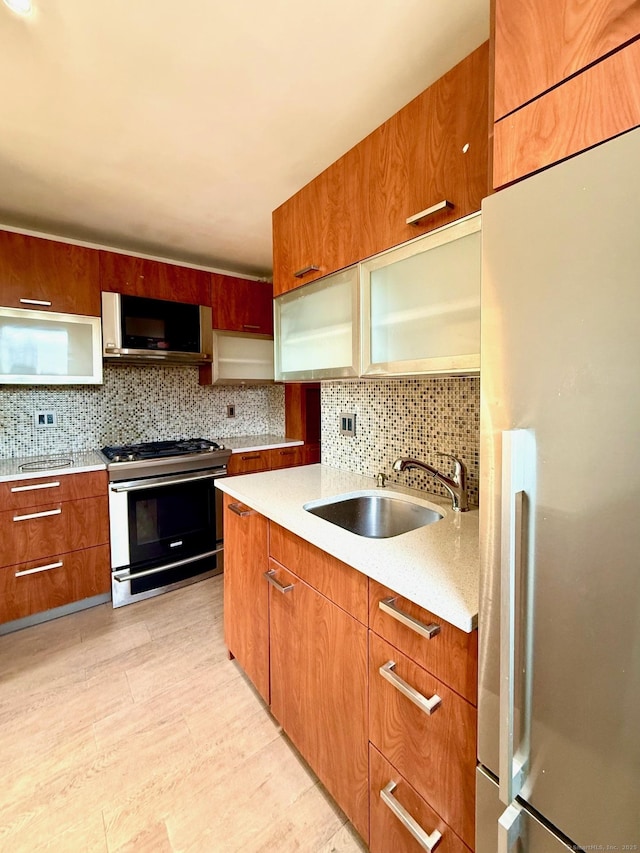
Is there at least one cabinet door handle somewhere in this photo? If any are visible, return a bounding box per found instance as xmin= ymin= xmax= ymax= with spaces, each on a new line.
xmin=379 ymin=660 xmax=441 ymax=715
xmin=15 ymin=560 xmax=64 ymax=578
xmin=380 ymin=781 xmax=442 ymax=851
xmin=406 ymin=200 xmax=454 ymax=226
xmin=12 ymin=508 xmax=62 ymax=522
xmin=379 ymin=597 xmax=441 ymax=639
xmin=242 ymin=324 xmax=261 ymax=330
xmin=293 ymin=264 xmax=320 ymax=279
xmin=10 ymin=480 xmax=61 ymax=493
xmin=228 ymin=503 xmax=255 ymax=517
xmin=240 ymin=454 xmax=262 ymax=461
xmin=19 ymin=297 xmax=52 ymax=307
xmin=279 ymin=450 xmax=295 ymax=455
xmin=264 ymin=570 xmax=294 ymax=594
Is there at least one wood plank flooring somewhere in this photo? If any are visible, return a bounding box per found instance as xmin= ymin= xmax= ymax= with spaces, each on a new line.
xmin=0 ymin=577 xmax=368 ymax=852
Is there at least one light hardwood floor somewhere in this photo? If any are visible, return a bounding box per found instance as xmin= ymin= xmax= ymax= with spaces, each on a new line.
xmin=0 ymin=577 xmax=368 ymax=852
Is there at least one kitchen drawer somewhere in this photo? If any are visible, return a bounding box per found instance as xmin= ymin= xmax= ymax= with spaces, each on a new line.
xmin=0 ymin=470 xmax=108 ymax=512
xmin=369 ymin=631 xmax=476 ymax=848
xmin=267 ymin=446 xmax=302 ymax=469
xmin=0 ymin=496 xmax=109 ymax=567
xmin=269 ymin=522 xmax=368 ymax=624
xmin=226 ymin=450 xmax=271 ymax=475
xmin=0 ymin=544 xmax=111 ymax=624
xmin=369 ymin=745 xmax=470 ymax=853
xmin=369 ymin=578 xmax=477 ymax=704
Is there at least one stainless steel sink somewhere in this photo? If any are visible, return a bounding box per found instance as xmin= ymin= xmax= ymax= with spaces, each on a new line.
xmin=303 ymin=493 xmax=443 ymax=539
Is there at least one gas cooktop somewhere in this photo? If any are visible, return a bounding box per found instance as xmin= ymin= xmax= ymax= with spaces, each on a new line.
xmin=101 ymin=438 xmax=224 ymax=463
xmin=100 ymin=438 xmax=232 ymax=480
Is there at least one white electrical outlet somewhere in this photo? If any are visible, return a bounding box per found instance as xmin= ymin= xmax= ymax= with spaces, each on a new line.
xmin=34 ymin=410 xmax=57 ymax=429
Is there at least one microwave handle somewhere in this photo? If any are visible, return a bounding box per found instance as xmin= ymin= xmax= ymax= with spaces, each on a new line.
xmin=111 ymin=470 xmax=225 ymax=493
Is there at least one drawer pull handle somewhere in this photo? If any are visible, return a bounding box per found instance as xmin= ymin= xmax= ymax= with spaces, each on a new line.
xmin=264 ymin=570 xmax=294 ymax=594
xmin=15 ymin=560 xmax=64 ymax=578
xmin=406 ymin=200 xmax=454 ymax=226
xmin=19 ymin=297 xmax=53 ymax=306
xmin=293 ymin=264 xmax=320 ymax=279
xmin=379 ymin=597 xmax=441 ymax=639
xmin=228 ymin=502 xmax=255 ymax=517
xmin=380 ymin=660 xmax=441 ymax=715
xmin=240 ymin=454 xmax=262 ymax=461
xmin=380 ymin=781 xmax=442 ymax=851
xmin=12 ymin=508 xmax=62 ymax=522
xmin=10 ymin=481 xmax=61 ymax=493
xmin=279 ymin=450 xmax=295 ymax=455
xmin=242 ymin=324 xmax=261 ymax=330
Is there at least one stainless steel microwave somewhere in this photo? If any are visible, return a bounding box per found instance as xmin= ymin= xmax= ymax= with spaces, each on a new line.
xmin=101 ymin=292 xmax=213 ymax=365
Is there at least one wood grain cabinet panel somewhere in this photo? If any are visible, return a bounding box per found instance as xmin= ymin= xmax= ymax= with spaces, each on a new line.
xmin=223 ymin=495 xmax=270 ymax=703
xmin=0 ymin=496 xmax=109 ymax=568
xmin=211 ymin=273 xmax=273 ymax=335
xmin=493 ymin=38 xmax=640 ymax=186
xmin=0 ymin=544 xmax=110 ymax=624
xmin=354 ymin=42 xmax=489 ymax=261
xmin=99 ymin=251 xmax=211 ymax=305
xmin=369 ymin=578 xmax=478 ymax=705
xmin=369 ymin=745 xmax=471 ymax=853
xmin=266 ymin=446 xmax=303 ymax=469
xmin=268 ymin=559 xmax=369 ymax=842
xmin=0 ymin=230 xmax=100 ymax=315
xmin=0 ymin=471 xmax=108 ymax=512
xmin=225 ymin=451 xmax=271 ymax=475
xmin=269 ymin=522 xmax=368 ymax=624
xmin=272 ymin=154 xmax=354 ymax=295
xmin=369 ymin=632 xmax=476 ymax=848
xmin=494 ymin=0 xmax=640 ymax=121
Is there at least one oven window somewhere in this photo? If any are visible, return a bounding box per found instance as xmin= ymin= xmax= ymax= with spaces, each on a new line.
xmin=127 ymin=478 xmax=216 ymax=568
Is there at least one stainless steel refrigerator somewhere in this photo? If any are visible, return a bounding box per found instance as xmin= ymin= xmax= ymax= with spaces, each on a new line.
xmin=477 ymin=127 xmax=640 ymax=851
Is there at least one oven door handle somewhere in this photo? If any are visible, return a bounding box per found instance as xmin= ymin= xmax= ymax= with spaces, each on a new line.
xmin=112 ymin=547 xmax=224 ymax=582
xmin=110 ymin=470 xmax=225 ymax=493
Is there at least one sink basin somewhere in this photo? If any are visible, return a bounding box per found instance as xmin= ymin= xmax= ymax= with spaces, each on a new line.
xmin=303 ymin=492 xmax=443 ymax=539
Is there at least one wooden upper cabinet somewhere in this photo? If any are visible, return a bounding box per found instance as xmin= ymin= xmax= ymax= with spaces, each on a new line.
xmin=272 ymin=155 xmax=354 ymax=296
xmin=272 ymin=43 xmax=489 ymax=294
xmin=494 ymin=0 xmax=640 ymax=121
xmin=0 ymin=230 xmax=100 ymax=316
xmin=492 ymin=2 xmax=640 ymax=186
xmin=211 ymin=273 xmax=273 ymax=335
xmin=99 ymin=251 xmax=211 ymax=305
xmin=354 ymin=42 xmax=489 ymax=261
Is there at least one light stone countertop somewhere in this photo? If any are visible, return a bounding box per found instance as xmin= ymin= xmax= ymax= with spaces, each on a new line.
xmin=222 ymin=435 xmax=304 ymax=453
xmin=216 ymin=463 xmax=479 ymax=633
xmin=0 ymin=450 xmax=106 ymax=483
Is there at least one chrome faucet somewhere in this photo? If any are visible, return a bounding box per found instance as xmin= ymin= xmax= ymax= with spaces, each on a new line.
xmin=392 ymin=453 xmax=469 ymax=512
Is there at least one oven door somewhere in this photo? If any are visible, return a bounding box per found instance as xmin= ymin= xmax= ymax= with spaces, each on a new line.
xmin=109 ymin=468 xmax=224 ymax=607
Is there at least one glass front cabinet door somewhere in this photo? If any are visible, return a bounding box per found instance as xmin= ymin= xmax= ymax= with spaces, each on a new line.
xmin=274 ymin=265 xmax=359 ymax=381
xmin=360 ymin=213 xmax=481 ymax=377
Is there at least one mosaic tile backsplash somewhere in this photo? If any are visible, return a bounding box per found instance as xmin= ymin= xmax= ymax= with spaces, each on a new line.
xmin=0 ymin=366 xmax=285 ymax=457
xmin=321 ymin=377 xmax=480 ymax=506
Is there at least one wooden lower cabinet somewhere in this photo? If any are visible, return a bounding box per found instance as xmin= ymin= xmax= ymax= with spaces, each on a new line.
xmin=226 ymin=444 xmax=317 ymax=475
xmin=0 ymin=545 xmax=110 ymax=624
xmin=226 ymin=450 xmax=271 ymax=475
xmin=0 ymin=496 xmax=109 ymax=567
xmin=268 ymin=557 xmax=369 ymax=842
xmin=369 ymin=632 xmax=476 ymax=848
xmin=222 ymin=495 xmax=270 ymax=703
xmin=369 ymin=745 xmax=471 ymax=853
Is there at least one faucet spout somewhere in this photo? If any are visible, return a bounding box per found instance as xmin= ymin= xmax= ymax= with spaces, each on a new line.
xmin=392 ymin=454 xmax=469 ymax=512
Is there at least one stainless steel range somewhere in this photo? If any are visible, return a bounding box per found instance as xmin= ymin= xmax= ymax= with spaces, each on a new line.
xmin=100 ymin=438 xmax=231 ymax=607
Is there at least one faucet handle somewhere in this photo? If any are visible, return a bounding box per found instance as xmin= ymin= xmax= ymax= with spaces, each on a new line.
xmin=435 ymin=452 xmax=467 ymax=481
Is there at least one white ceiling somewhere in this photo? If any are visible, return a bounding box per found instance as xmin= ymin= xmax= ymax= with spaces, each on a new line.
xmin=0 ymin=1 xmax=489 ymax=277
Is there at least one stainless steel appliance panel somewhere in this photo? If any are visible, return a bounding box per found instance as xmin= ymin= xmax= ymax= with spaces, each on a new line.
xmin=476 ymin=768 xmax=574 ymax=853
xmin=479 ymin=127 xmax=640 ymax=847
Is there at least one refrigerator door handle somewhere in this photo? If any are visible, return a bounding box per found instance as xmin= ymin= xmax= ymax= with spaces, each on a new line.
xmin=499 ymin=429 xmax=534 ymax=806
xmin=498 ymin=803 xmax=523 ymax=853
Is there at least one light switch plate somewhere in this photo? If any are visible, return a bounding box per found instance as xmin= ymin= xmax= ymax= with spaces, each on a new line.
xmin=339 ymin=412 xmax=356 ymax=437
xmin=34 ymin=410 xmax=57 ymax=428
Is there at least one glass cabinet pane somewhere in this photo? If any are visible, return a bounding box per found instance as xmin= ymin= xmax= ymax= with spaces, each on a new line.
xmin=274 ymin=265 xmax=359 ymax=380
xmin=0 ymin=307 xmax=103 ymax=384
xmin=361 ymin=213 xmax=481 ymax=376
xmin=211 ymin=331 xmax=274 ymax=384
